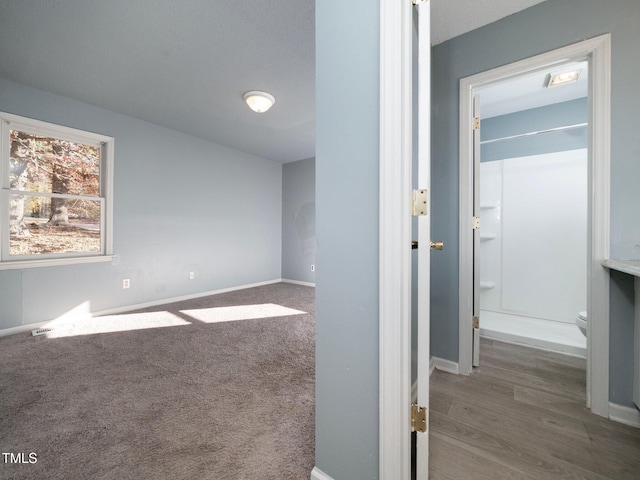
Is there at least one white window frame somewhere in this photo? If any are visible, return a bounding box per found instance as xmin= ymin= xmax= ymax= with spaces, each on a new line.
xmin=0 ymin=112 xmax=114 ymax=270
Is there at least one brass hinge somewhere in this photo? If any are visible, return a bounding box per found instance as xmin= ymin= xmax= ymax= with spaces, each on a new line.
xmin=473 ymin=216 xmax=480 ymax=229
xmin=411 ymin=404 xmax=428 ymax=433
xmin=412 ymin=189 xmax=428 ymax=216
xmin=473 ymin=116 xmax=480 ymax=130
xmin=473 ymin=316 xmax=479 ymax=329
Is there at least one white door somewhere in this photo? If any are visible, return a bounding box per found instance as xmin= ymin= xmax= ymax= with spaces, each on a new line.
xmin=414 ymin=1 xmax=431 ymax=479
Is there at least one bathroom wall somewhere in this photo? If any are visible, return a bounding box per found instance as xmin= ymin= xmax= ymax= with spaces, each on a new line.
xmin=480 ymin=149 xmax=588 ymax=323
xmin=481 ymin=98 xmax=588 ymax=162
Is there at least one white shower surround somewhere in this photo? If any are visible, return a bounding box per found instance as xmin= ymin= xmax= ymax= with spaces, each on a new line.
xmin=480 ymin=148 xmax=588 ymax=325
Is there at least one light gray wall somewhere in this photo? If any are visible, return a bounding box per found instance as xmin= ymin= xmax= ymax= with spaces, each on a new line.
xmin=281 ymin=157 xmax=316 ymax=284
xmin=431 ymin=0 xmax=640 ymax=407
xmin=481 ymin=98 xmax=588 ymax=162
xmin=0 ymin=77 xmax=282 ymax=330
xmin=316 ymin=0 xmax=380 ymax=478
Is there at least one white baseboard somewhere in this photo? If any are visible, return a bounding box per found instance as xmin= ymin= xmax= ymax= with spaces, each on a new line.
xmin=432 ymin=357 xmax=460 ymax=375
xmin=609 ymin=402 xmax=640 ymax=428
xmin=310 ymin=466 xmax=335 ymax=480
xmin=93 ymin=279 xmax=283 ymax=317
xmin=281 ymin=278 xmax=316 ymax=287
xmin=0 ymin=322 xmax=51 ymax=338
xmin=0 ymin=301 xmax=92 ymax=338
xmin=0 ymin=279 xmax=283 ymax=338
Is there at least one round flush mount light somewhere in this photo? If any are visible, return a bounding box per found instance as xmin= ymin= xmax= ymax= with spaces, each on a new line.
xmin=243 ymin=91 xmax=275 ymax=113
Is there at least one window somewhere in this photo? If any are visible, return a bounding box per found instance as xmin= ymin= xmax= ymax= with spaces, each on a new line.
xmin=0 ymin=112 xmax=114 ymax=269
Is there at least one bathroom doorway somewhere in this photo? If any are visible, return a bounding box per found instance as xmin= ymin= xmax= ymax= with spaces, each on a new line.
xmin=476 ymin=61 xmax=589 ymax=357
xmin=458 ymin=35 xmax=611 ymax=416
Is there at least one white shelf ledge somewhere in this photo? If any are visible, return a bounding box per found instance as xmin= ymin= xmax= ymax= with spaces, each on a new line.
xmin=602 ymin=259 xmax=640 ymax=277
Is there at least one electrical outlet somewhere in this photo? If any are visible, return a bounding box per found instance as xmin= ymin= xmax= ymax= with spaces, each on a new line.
xmin=122 ymin=278 xmax=130 ymax=289
xmin=189 ymin=271 xmax=195 ymax=280
xmin=310 ymin=265 xmax=315 ymax=272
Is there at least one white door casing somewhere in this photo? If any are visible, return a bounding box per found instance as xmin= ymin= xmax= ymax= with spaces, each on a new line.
xmin=458 ymin=35 xmax=611 ymax=418
xmin=379 ymin=0 xmax=415 ymax=478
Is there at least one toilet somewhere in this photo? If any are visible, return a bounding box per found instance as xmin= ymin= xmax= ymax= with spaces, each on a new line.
xmin=576 ymin=311 xmax=587 ymax=337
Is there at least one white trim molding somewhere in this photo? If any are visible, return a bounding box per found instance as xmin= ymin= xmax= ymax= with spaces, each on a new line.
xmin=281 ymin=278 xmax=316 ymax=288
xmin=432 ymin=357 xmax=460 ymax=375
xmin=310 ymin=467 xmax=335 ymax=480
xmin=379 ymin=0 xmax=413 ymax=478
xmin=608 ymin=403 xmax=640 ymax=428
xmin=458 ymin=34 xmax=611 ymax=418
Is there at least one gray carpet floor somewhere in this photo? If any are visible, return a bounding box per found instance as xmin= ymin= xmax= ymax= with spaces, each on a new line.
xmin=0 ymin=282 xmax=315 ymax=480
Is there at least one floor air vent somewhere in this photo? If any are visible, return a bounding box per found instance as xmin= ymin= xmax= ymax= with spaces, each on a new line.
xmin=31 ymin=327 xmax=53 ymax=336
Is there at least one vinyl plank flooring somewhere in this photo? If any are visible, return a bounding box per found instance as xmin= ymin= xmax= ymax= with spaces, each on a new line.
xmin=430 ymin=389 xmax=453 ymax=415
xmin=513 ymin=385 xmax=599 ymax=424
xmin=433 ymin=371 xmax=591 ymax=441
xmin=474 ymin=362 xmax=586 ymax=403
xmin=428 ymin=339 xmax=640 ymax=479
xmin=482 ymin=338 xmax=587 ymax=369
xmin=431 ymin=411 xmax=609 ymax=480
xmin=444 ymin=398 xmax=638 ymax=479
xmin=480 ymin=351 xmax=586 ymax=394
xmin=430 ymin=431 xmax=533 ymax=480
xmin=445 ymin=397 xmax=590 ymax=446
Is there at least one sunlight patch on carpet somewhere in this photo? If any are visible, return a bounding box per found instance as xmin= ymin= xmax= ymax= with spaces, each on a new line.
xmin=180 ymin=303 xmax=307 ymax=323
xmin=46 ymin=312 xmax=191 ymax=338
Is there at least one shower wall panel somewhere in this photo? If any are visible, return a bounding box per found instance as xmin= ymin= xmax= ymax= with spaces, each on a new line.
xmin=480 ymin=148 xmax=588 ymax=323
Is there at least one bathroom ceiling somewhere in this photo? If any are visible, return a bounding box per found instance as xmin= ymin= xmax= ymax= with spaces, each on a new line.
xmin=480 ymin=61 xmax=589 ymax=119
xmin=0 ymin=0 xmax=548 ymax=164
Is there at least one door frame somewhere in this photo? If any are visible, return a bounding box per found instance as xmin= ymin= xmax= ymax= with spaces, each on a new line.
xmin=458 ymin=34 xmax=611 ymax=417
xmin=379 ymin=0 xmax=414 ymax=478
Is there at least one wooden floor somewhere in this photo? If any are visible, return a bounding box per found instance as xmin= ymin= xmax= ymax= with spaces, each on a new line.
xmin=429 ymin=338 xmax=640 ymax=480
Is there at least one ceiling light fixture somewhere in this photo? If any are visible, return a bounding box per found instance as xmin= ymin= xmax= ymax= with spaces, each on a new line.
xmin=243 ymin=91 xmax=275 ymax=113
xmin=545 ymin=69 xmax=582 ymax=88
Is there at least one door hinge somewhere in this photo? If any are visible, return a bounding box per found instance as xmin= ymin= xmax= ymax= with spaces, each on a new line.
xmin=473 ymin=216 xmax=480 ymax=229
xmin=473 ymin=116 xmax=480 ymax=130
xmin=412 ymin=189 xmax=428 ymax=216
xmin=412 ymin=0 xmax=427 ymax=4
xmin=411 ymin=404 xmax=428 ymax=433
xmin=473 ymin=316 xmax=479 ymax=329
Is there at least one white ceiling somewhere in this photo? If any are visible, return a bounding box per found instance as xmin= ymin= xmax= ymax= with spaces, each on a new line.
xmin=480 ymin=61 xmax=588 ymax=118
xmin=0 ymin=0 xmax=549 ymax=164
xmin=430 ymin=0 xmax=547 ymax=45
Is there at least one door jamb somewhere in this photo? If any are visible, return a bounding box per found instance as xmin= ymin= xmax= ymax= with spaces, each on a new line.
xmin=457 ymin=34 xmax=611 ymax=418
xmin=379 ymin=0 xmax=413 ymax=478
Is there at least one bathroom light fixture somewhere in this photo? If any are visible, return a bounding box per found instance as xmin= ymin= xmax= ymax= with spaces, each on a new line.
xmin=243 ymin=91 xmax=275 ymax=113
xmin=545 ymin=69 xmax=582 ymax=88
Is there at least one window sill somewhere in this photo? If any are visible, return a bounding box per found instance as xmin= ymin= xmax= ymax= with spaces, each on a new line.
xmin=0 ymin=255 xmax=115 ymax=271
